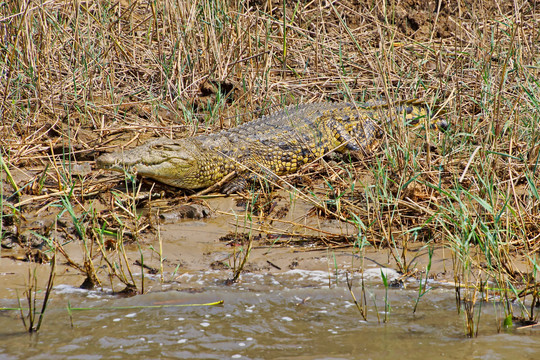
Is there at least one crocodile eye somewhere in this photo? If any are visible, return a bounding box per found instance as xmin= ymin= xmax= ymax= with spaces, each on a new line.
xmin=153 ymin=144 xmax=175 ymax=151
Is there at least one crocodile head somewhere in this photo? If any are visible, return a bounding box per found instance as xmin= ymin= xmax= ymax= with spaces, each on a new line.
xmin=96 ymin=138 xmax=208 ymax=189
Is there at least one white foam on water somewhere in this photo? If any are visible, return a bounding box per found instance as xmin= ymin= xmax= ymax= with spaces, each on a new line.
xmin=53 ymin=284 xmax=114 ymax=299
xmin=54 ymin=284 xmax=90 ymax=294
xmin=247 ymin=273 xmax=264 ymax=280
xmin=361 ymin=267 xmax=400 ymax=281
xmin=282 ymin=269 xmax=333 ymax=283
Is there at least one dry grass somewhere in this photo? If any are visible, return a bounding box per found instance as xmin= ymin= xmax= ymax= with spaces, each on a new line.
xmin=1 ymin=0 xmax=539 ymax=325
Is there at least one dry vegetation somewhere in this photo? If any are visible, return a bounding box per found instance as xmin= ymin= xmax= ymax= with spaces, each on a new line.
xmin=1 ymin=0 xmax=540 ymax=327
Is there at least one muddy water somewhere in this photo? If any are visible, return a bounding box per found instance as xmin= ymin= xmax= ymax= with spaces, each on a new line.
xmin=1 ymin=195 xmax=539 ymax=359
xmin=1 ymin=270 xmax=539 ymax=360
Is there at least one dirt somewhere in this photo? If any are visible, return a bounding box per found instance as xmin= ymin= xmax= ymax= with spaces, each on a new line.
xmin=0 ymin=167 xmax=530 ymax=299
xmin=0 ymin=188 xmax=456 ymax=298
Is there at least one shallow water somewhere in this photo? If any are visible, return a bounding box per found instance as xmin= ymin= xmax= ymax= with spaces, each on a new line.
xmin=1 ymin=269 xmax=539 ymax=360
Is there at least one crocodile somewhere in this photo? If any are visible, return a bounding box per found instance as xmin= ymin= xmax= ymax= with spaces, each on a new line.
xmin=97 ymin=101 xmax=447 ymax=194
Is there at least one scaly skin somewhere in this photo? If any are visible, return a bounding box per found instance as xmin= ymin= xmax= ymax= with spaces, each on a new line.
xmin=97 ymin=101 xmax=446 ymax=193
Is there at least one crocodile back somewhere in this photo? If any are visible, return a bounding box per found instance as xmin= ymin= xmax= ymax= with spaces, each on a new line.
xmin=198 ymin=101 xmax=435 ymax=178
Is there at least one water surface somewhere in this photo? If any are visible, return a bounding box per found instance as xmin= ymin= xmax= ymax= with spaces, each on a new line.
xmin=1 ymin=269 xmax=538 ymax=359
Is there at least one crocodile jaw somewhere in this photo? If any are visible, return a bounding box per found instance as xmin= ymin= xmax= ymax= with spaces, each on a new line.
xmin=96 ymin=138 xmax=203 ymax=189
